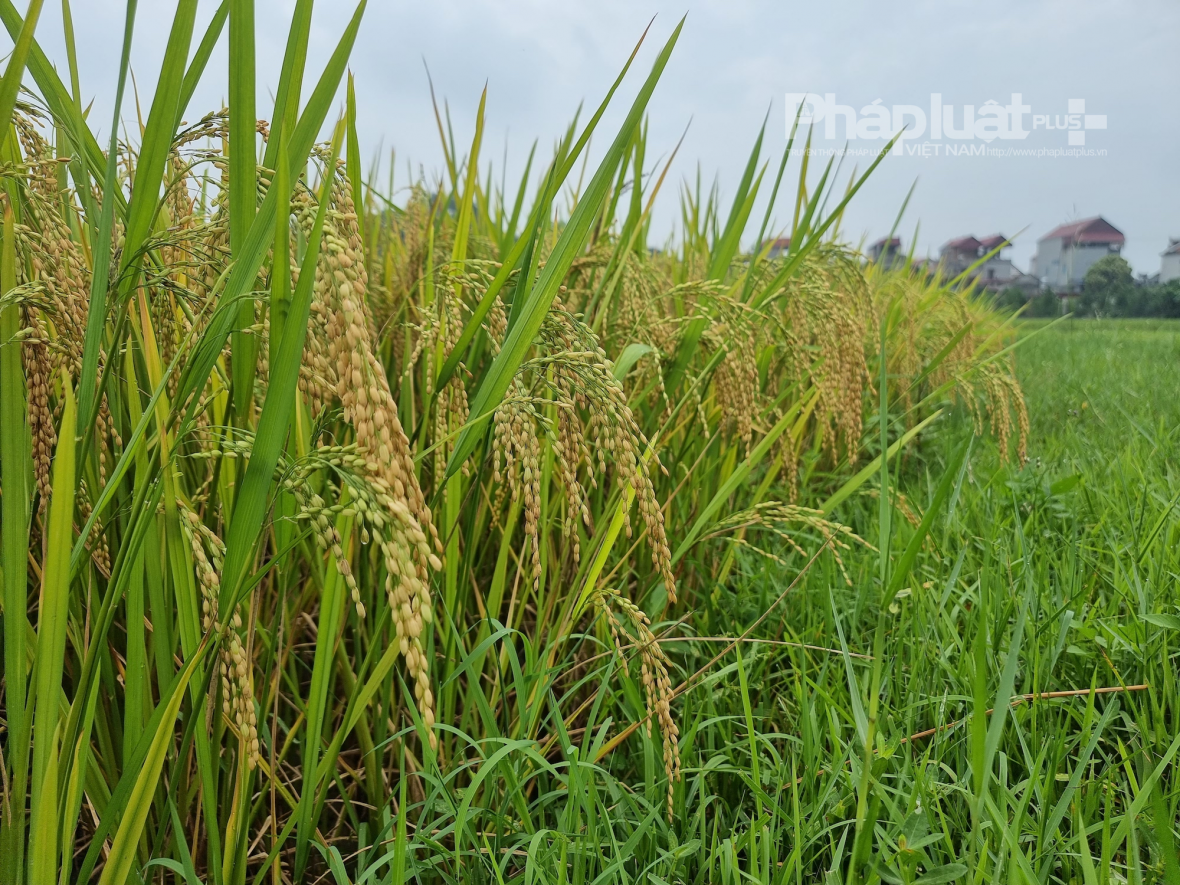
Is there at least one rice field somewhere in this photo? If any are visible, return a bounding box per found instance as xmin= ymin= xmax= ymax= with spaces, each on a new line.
xmin=0 ymin=5 xmax=1177 ymax=885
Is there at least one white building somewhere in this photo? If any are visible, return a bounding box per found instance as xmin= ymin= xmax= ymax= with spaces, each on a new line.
xmin=1161 ymin=239 xmax=1180 ymax=284
xmin=1031 ymin=217 xmax=1125 ymax=292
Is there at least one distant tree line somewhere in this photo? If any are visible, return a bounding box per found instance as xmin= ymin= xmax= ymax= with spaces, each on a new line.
xmin=994 ymin=255 xmax=1180 ymax=318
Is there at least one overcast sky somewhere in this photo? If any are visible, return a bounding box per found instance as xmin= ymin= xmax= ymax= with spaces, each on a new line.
xmin=7 ymin=0 xmax=1178 ymax=275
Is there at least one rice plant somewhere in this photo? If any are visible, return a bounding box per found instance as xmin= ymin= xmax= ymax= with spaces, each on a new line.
xmin=2 ymin=3 xmax=1176 ymax=884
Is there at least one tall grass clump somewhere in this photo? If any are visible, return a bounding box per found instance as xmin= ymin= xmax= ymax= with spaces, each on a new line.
xmin=7 ymin=4 xmax=1176 ymax=885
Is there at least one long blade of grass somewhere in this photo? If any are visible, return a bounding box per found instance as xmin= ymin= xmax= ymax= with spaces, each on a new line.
xmin=293 ymin=505 xmax=352 ymax=875
xmin=345 ymin=70 xmax=364 ymax=250
xmin=707 ymin=117 xmax=765 ymax=280
xmin=432 ymin=22 xmax=653 ymax=396
xmin=96 ymin=644 xmax=209 ymax=885
xmin=0 ymin=0 xmax=115 ymax=203
xmin=261 ymin=0 xmax=313 ymax=172
xmin=0 ymin=0 xmax=44 ymax=156
xmin=230 ymin=0 xmax=259 ymax=417
xmin=74 ymin=0 xmax=136 ymax=432
xmin=0 ymin=203 xmax=31 ymax=885
xmin=27 ymin=726 xmax=58 ymax=885
xmin=749 ymin=131 xmax=903 ymax=312
xmin=818 ymin=410 xmax=943 ymax=516
xmin=885 ymin=437 xmax=971 ymax=603
xmin=445 ymin=18 xmax=683 ymax=478
xmin=27 ymin=371 xmax=74 ymax=885
xmin=173 ymin=0 xmax=366 ymax=423
xmin=1108 ymin=728 xmax=1180 ymax=855
xmin=219 ymin=119 xmax=343 ymax=608
xmin=177 ymin=1 xmax=229 ymax=126
xmin=72 ymin=1 xmax=365 ymax=572
xmin=672 ymin=391 xmax=811 ymax=563
xmin=117 ymin=0 xmax=198 ymax=277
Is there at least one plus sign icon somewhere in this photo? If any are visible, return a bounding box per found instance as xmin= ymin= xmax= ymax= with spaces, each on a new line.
xmin=1064 ymin=99 xmax=1106 ymax=145
xmin=1027 ymin=98 xmax=1106 ymax=145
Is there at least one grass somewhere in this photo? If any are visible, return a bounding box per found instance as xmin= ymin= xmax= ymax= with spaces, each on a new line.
xmin=0 ymin=3 xmax=1177 ymax=884
xmin=1018 ymin=319 xmax=1180 ymax=461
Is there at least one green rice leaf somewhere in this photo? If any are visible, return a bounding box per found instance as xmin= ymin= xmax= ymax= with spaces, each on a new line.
xmin=445 ymin=19 xmax=683 ymax=478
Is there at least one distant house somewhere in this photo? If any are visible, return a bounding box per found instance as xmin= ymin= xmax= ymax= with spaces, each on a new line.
xmin=762 ymin=237 xmax=791 ymax=259
xmin=868 ymin=236 xmax=903 ymax=266
xmin=1161 ymin=239 xmax=1180 ymax=284
xmin=1031 ymin=217 xmax=1125 ymax=292
xmin=939 ymin=235 xmax=982 ymax=276
xmin=937 ymin=233 xmax=1021 ymax=289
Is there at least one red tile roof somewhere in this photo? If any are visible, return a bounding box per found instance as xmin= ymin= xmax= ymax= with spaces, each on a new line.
xmin=978 ymin=234 xmax=1010 ymax=251
xmin=1038 ymin=216 xmax=1124 ymax=245
xmin=942 ymin=235 xmax=981 ymax=252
